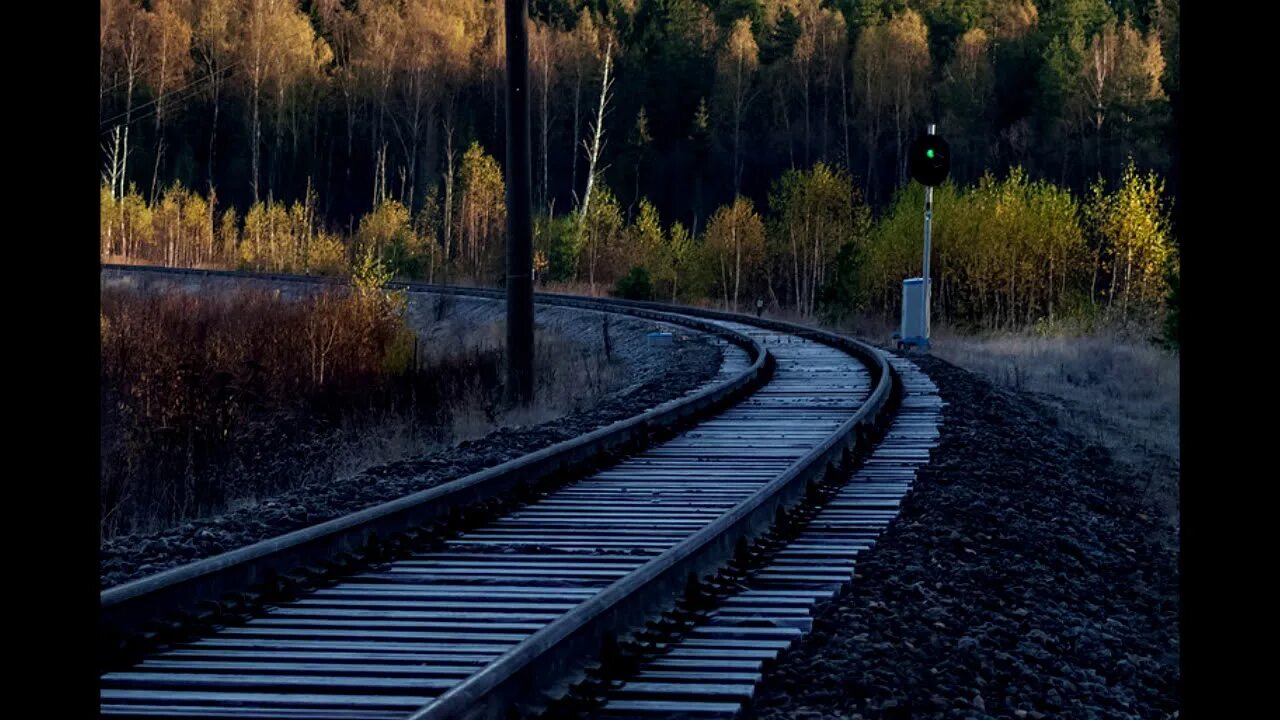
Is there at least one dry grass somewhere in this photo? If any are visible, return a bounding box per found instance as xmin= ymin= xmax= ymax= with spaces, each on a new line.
xmin=929 ymin=327 xmax=1180 ymax=530
xmin=100 ymin=285 xmax=618 ymax=540
xmin=790 ymin=308 xmax=1180 ymax=532
xmin=538 ymin=280 xmax=611 ymax=299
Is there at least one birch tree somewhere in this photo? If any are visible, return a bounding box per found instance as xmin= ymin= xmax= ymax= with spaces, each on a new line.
xmin=1081 ymin=18 xmax=1166 ymax=175
xmin=102 ymin=0 xmax=152 ymax=199
xmin=236 ymin=0 xmax=325 ymax=202
xmin=267 ymin=6 xmax=328 ymax=202
xmin=1086 ymin=161 xmax=1172 ymax=323
xmin=579 ymin=185 xmax=624 ymax=295
xmin=312 ymin=0 xmax=361 ymax=202
xmin=884 ymin=10 xmax=930 ymax=188
xmin=813 ymin=7 xmax=846 ymax=165
xmin=565 ymin=10 xmax=602 ymax=202
xmin=144 ymin=0 xmax=193 ymax=204
xmin=770 ymin=162 xmax=858 ymax=317
xmin=940 ymin=28 xmax=994 ymax=183
xmin=666 ymin=221 xmax=693 ymax=303
xmin=716 ymin=18 xmax=759 ymax=192
xmin=530 ymin=20 xmax=558 ymax=212
xmin=704 ymin=197 xmax=765 ymax=313
xmin=455 ymin=141 xmax=507 ymax=283
xmin=354 ymin=0 xmax=404 ymax=206
xmin=629 ymin=199 xmax=665 ymax=276
xmin=430 ymin=0 xmax=481 ymax=271
xmin=192 ymin=0 xmax=236 ymax=194
xmin=579 ymin=36 xmax=614 ymax=223
xmin=852 ymin=21 xmax=890 ymax=203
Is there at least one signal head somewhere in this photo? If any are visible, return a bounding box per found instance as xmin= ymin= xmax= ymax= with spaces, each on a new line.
xmin=909 ymin=133 xmax=951 ymax=187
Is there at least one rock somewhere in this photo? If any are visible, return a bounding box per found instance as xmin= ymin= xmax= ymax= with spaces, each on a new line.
xmin=745 ymin=354 xmax=1178 ymax=720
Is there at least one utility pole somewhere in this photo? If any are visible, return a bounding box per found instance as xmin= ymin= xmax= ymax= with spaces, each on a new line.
xmin=505 ymin=0 xmax=534 ymax=404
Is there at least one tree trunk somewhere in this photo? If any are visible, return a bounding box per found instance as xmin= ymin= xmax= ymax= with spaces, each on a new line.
xmin=118 ymin=15 xmax=142 ymax=200
xmin=780 ymin=84 xmax=794 ymax=169
xmin=208 ymin=69 xmax=221 ymax=195
xmin=1108 ymin=250 xmax=1119 ymax=309
xmin=150 ymin=42 xmax=170 ymax=205
xmin=579 ymin=39 xmax=613 ymax=222
xmin=841 ymin=62 xmax=851 ymax=176
xmin=802 ymin=68 xmax=811 ymax=166
xmin=732 ymin=222 xmax=741 ymax=313
xmin=443 ymin=118 xmax=455 ymax=274
xmin=105 ymin=126 xmax=124 ymax=203
xmin=571 ymin=76 xmax=582 ymax=203
xmin=344 ymin=83 xmax=355 ymax=197
xmin=272 ymin=85 xmax=286 ymax=201
xmin=719 ymin=253 xmax=729 ymax=310
xmin=540 ymin=42 xmax=551 ymax=212
xmin=790 ymin=225 xmax=801 ymax=315
xmin=1048 ymin=251 xmax=1055 ymax=320
xmin=588 ymin=229 xmax=597 ymax=295
xmin=822 ymin=60 xmax=830 ymax=162
xmin=810 ymin=227 xmax=821 ymax=317
xmin=1122 ymin=245 xmax=1134 ymax=320
xmin=251 ymin=70 xmax=262 ymax=202
xmin=120 ymin=72 xmax=135 ymax=200
xmin=732 ymin=59 xmax=745 ymax=192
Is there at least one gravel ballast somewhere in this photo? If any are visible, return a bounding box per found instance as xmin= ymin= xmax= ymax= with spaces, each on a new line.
xmin=100 ymin=289 xmax=727 ymax=589
xmin=744 ymin=352 xmax=1179 ymax=720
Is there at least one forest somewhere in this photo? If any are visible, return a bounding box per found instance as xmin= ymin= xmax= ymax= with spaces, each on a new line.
xmin=100 ymin=0 xmax=1179 ymax=337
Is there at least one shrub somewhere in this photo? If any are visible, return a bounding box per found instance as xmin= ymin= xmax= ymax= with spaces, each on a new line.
xmin=1161 ymin=260 xmax=1180 ymax=350
xmin=613 ymin=266 xmax=653 ymax=300
xmin=535 ymin=213 xmax=582 ymax=283
xmin=818 ymin=241 xmax=867 ymax=325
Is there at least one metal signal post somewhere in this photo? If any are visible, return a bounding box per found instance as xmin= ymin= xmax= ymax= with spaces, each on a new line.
xmin=921 ymin=123 xmax=935 ymax=347
xmin=900 ymin=123 xmax=949 ymax=351
xmin=505 ymin=0 xmax=534 ymax=404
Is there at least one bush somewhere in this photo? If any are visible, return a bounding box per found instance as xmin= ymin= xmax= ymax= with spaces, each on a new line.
xmin=1161 ymin=261 xmax=1180 ymax=350
xmin=535 ymin=213 xmax=582 ymax=283
xmin=613 ymin=266 xmax=653 ymax=300
xmin=99 ymin=281 xmax=625 ymax=540
xmin=818 ymin=241 xmax=866 ymax=325
xmin=99 ymin=286 xmax=421 ymax=537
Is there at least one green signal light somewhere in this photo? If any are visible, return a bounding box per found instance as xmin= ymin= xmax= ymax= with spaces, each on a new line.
xmin=926 ymin=149 xmax=935 ymax=159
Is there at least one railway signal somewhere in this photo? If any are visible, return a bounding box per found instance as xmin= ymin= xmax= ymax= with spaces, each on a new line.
xmin=909 ymin=131 xmax=950 ymax=187
xmin=898 ymin=124 xmax=948 ymax=351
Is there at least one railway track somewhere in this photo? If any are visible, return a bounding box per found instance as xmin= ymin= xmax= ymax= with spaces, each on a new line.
xmin=98 ymin=265 xmax=917 ymax=720
xmin=580 ymin=354 xmax=941 ymax=718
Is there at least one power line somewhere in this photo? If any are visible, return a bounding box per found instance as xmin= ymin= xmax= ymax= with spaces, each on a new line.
xmin=99 ymin=62 xmax=241 ymax=133
xmin=100 ymin=82 xmax=206 ymax=137
xmin=100 ymin=73 xmax=134 ymax=96
xmin=100 ymin=62 xmax=236 ymax=128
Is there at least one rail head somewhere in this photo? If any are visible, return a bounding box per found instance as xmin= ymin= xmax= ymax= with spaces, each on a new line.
xmin=405 ymin=301 xmax=895 ymax=720
xmin=99 ymin=265 xmax=772 ymax=654
xmin=98 ymin=264 xmax=896 ymax=719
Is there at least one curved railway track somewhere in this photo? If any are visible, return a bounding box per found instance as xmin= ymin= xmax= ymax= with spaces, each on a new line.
xmin=98 ymin=265 xmax=920 ymax=720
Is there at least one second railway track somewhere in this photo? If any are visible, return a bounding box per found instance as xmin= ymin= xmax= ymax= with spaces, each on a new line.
xmin=98 ymin=266 xmax=903 ymax=720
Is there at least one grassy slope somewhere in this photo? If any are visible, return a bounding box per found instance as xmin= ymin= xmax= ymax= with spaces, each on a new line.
xmin=931 ymin=328 xmax=1180 ymax=533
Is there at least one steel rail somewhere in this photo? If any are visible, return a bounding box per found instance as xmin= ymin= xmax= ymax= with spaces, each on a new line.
xmin=100 ymin=264 xmax=773 ymax=660
xmin=402 ymin=319 xmax=893 ymax=720
xmin=98 ymin=264 xmax=895 ymax=720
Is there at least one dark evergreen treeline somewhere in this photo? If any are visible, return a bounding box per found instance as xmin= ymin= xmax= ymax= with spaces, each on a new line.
xmin=100 ymin=0 xmax=1178 ymax=233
